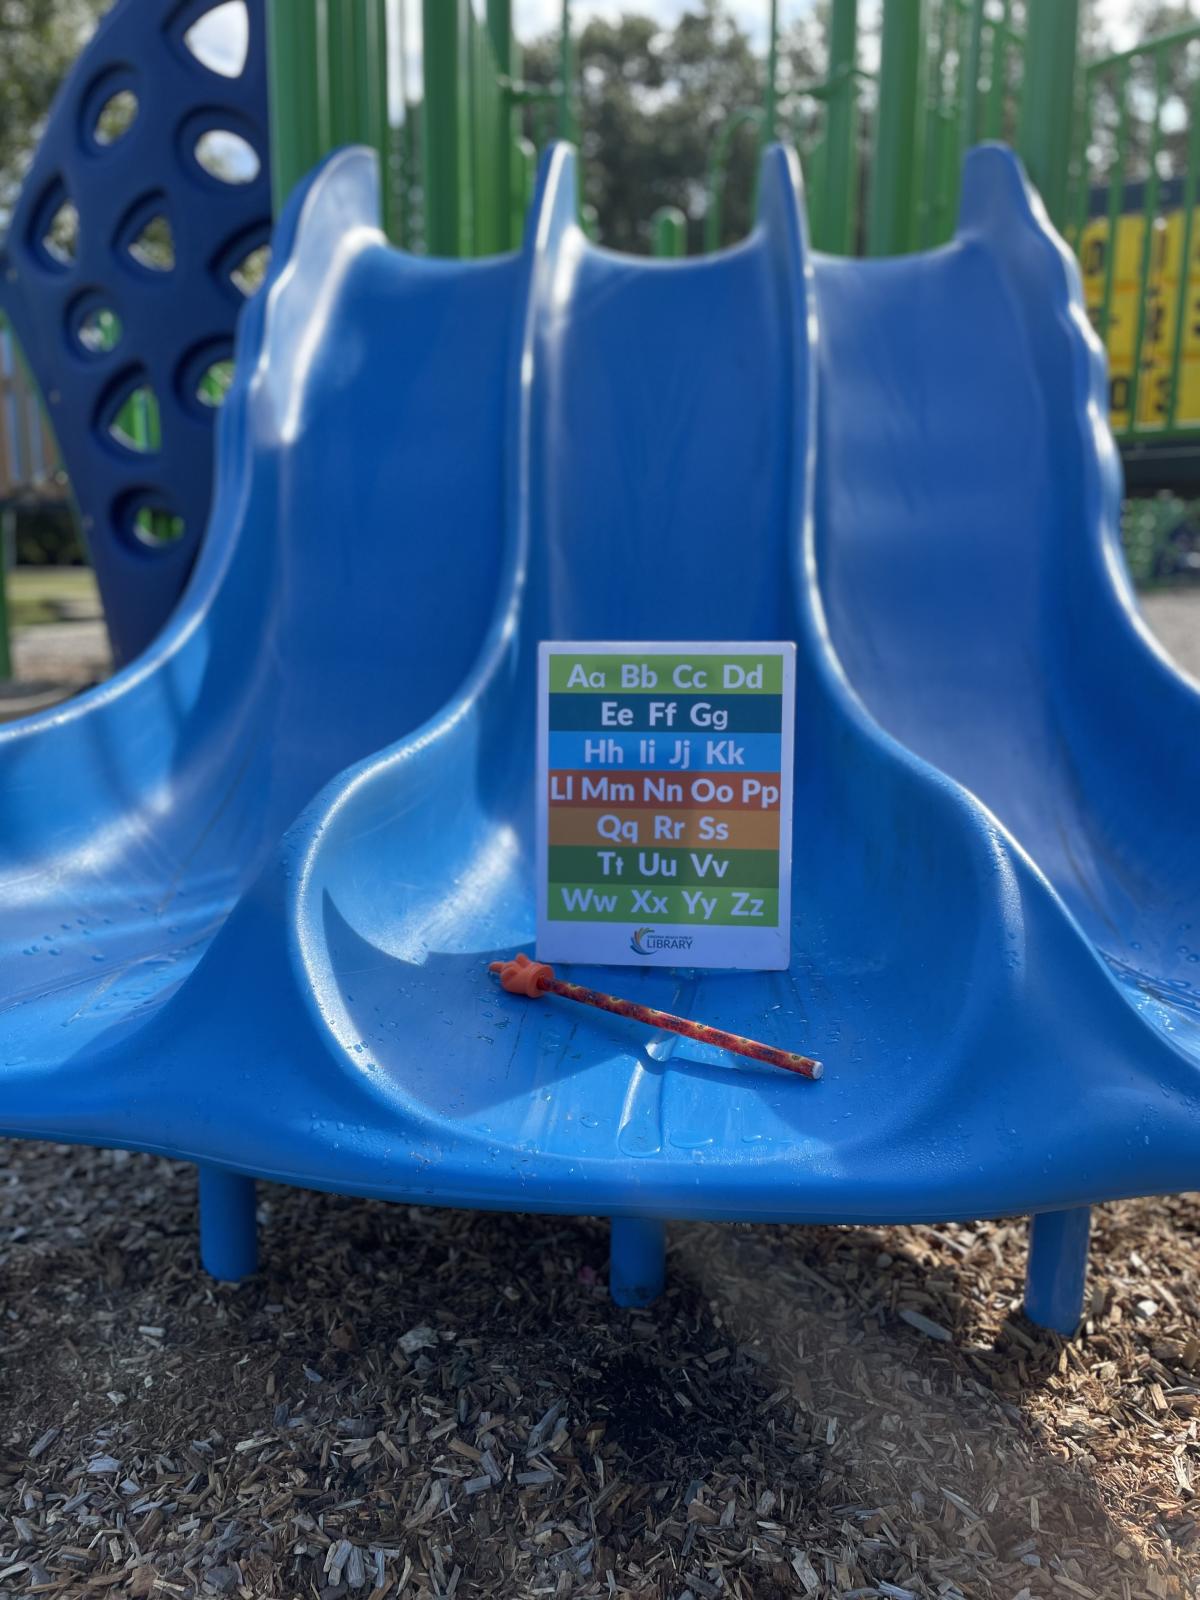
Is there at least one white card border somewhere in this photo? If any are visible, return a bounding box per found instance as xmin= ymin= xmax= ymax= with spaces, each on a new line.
xmin=536 ymin=641 xmax=795 ymax=971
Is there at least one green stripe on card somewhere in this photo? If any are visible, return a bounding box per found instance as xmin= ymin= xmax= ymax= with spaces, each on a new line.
xmin=547 ymin=884 xmax=780 ymax=924
xmin=548 ymin=653 xmax=785 ymax=694
xmin=549 ymin=845 xmax=779 ymax=887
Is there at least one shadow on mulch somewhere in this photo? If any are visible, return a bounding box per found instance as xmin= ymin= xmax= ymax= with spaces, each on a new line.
xmin=2 ymin=1142 xmax=1198 ymax=1598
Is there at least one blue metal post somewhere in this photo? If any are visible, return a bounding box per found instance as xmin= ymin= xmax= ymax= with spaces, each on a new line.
xmin=609 ymin=1216 xmax=666 ymax=1306
xmin=198 ymin=1167 xmax=258 ymax=1280
xmin=1025 ymin=1206 xmax=1090 ymax=1334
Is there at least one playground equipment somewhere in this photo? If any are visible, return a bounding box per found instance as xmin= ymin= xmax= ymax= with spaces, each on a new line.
xmin=1070 ymin=25 xmax=1200 ymax=487
xmin=10 ymin=0 xmax=1200 ymax=669
xmin=0 ymin=322 xmax=59 ymax=504
xmin=707 ymin=0 xmax=1044 ymax=257
xmin=0 ymin=0 xmax=564 ymax=665
xmin=1 ymin=131 xmax=1199 ymax=1334
xmin=0 ymin=320 xmax=64 ymax=676
xmin=0 ymin=0 xmax=272 ymax=664
xmin=710 ymin=2 xmax=1200 ymax=490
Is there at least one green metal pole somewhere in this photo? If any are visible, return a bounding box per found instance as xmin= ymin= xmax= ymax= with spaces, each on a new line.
xmin=765 ymin=0 xmax=779 ymax=142
xmin=929 ymin=0 xmax=965 ymax=242
xmin=266 ymin=0 xmax=324 ymax=211
xmin=1167 ymin=79 xmax=1200 ymax=429
xmin=513 ymin=135 xmax=537 ymax=243
xmin=651 ymin=205 xmax=687 ymax=257
xmin=488 ymin=0 xmax=515 ymax=248
xmin=867 ymin=0 xmax=924 ymax=255
xmin=985 ymin=6 xmax=1004 ymax=139
xmin=0 ymin=505 xmax=12 ymax=682
xmin=487 ymin=0 xmax=511 ymax=65
xmin=1069 ymin=58 xmax=1093 ymax=252
xmin=325 ymin=0 xmax=388 ymax=154
xmin=467 ymin=4 xmax=488 ymax=252
xmin=365 ymin=0 xmax=391 ymax=186
xmin=560 ymin=0 xmax=575 ymax=142
xmin=820 ymin=0 xmax=858 ymax=254
xmin=394 ymin=0 xmax=413 ymax=247
xmin=918 ymin=0 xmax=954 ymax=246
xmin=325 ymin=1 xmax=355 ymax=148
xmin=1127 ymin=50 xmax=1165 ymax=435
xmin=1016 ymin=0 xmax=1079 ymax=227
xmin=1098 ymin=60 xmax=1129 ymax=349
xmin=705 ymin=106 xmax=764 ymax=252
xmin=423 ymin=0 xmax=469 ymax=255
xmin=361 ymin=1 xmax=390 ymax=150
xmin=959 ymin=0 xmax=985 ymax=151
xmin=401 ymin=110 xmax=418 ymax=246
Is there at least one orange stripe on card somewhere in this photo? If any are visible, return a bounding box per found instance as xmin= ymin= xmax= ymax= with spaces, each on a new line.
xmin=547 ymin=771 xmax=783 ymax=811
xmin=548 ymin=808 xmax=780 ymax=849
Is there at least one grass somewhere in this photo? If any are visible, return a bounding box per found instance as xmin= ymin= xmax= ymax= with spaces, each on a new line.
xmin=6 ymin=565 xmax=100 ymax=627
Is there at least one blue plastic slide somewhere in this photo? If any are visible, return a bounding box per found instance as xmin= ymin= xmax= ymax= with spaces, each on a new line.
xmin=2 ymin=142 xmax=1197 ymax=1333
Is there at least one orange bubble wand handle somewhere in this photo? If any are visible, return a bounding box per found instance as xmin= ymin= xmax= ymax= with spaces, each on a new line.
xmin=488 ymin=953 xmax=822 ymax=1081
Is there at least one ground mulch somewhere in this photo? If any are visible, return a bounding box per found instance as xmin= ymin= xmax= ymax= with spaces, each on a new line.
xmin=2 ymin=1142 xmax=1200 ymax=1598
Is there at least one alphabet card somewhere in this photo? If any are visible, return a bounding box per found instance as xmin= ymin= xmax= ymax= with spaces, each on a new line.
xmin=537 ymin=642 xmax=796 ymax=969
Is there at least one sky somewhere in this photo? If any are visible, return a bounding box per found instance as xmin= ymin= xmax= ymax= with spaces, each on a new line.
xmin=514 ymin=0 xmax=777 ymax=46
xmin=510 ymin=0 xmax=1149 ymax=52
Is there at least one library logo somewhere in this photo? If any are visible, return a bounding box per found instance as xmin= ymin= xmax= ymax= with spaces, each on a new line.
xmin=629 ymin=928 xmax=694 ymax=956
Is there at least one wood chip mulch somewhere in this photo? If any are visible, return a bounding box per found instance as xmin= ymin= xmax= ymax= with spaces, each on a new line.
xmin=2 ymin=1140 xmax=1200 ymax=1599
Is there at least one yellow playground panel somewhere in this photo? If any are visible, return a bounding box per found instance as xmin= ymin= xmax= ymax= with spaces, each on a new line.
xmin=1077 ymin=207 xmax=1200 ymax=435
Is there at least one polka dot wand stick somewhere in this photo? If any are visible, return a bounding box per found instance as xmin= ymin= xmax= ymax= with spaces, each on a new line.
xmin=488 ymin=953 xmax=822 ymax=1080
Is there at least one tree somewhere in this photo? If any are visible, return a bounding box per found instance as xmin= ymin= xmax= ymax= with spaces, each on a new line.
xmin=521 ymin=2 xmax=800 ymax=254
xmin=0 ymin=0 xmax=107 ymax=227
xmin=1079 ymin=0 xmax=1200 ymax=184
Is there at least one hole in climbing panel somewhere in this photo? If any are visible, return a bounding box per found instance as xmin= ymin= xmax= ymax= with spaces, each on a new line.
xmin=194 ymin=128 xmax=260 ymax=185
xmin=109 ymin=388 xmax=162 ymax=453
xmin=231 ymin=243 xmax=269 ymax=294
xmin=132 ymin=506 xmax=185 ymax=546
xmin=130 ymin=216 xmax=174 ymax=271
xmin=81 ymin=67 xmax=140 ymax=152
xmin=93 ymin=89 xmax=138 ymax=147
xmin=178 ymin=339 xmax=235 ymax=416
xmin=33 ymin=185 xmax=79 ymax=269
xmin=195 ymin=358 xmax=234 ymax=406
xmin=115 ymin=489 xmax=186 ymax=550
xmin=45 ymin=202 xmax=80 ymax=265
xmin=73 ymin=302 xmax=123 ymax=355
xmin=103 ymin=377 xmax=161 ymax=453
xmin=118 ymin=199 xmax=175 ymax=272
xmin=211 ymin=227 xmax=270 ymax=301
xmin=183 ymin=0 xmax=249 ymax=77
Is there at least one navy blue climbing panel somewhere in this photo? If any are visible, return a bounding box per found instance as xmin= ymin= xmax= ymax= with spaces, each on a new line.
xmin=0 ymin=0 xmax=270 ymax=664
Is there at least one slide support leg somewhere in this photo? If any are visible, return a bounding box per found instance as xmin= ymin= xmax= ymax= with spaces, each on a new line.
xmin=609 ymin=1216 xmax=666 ymax=1307
xmin=198 ymin=1167 xmax=258 ymax=1281
xmin=1024 ymin=1206 xmax=1090 ymax=1335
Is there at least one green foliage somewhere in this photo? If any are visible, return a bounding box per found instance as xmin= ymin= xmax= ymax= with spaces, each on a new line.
xmin=1122 ymin=492 xmax=1200 ymax=587
xmin=519 ymin=2 xmax=819 ymax=255
xmin=11 ymin=501 xmax=84 ymax=566
xmin=0 ymin=0 xmax=106 ymax=226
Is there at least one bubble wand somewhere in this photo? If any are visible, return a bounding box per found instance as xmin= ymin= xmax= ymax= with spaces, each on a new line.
xmin=488 ymin=952 xmax=822 ymax=1080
